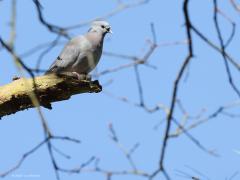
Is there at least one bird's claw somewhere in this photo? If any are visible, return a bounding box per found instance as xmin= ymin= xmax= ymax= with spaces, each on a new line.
xmin=58 ymin=72 xmax=91 ymax=81
xmin=71 ymin=72 xmax=91 ymax=81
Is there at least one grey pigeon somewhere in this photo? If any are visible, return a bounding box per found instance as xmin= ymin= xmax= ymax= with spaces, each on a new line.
xmin=45 ymin=21 xmax=112 ymax=78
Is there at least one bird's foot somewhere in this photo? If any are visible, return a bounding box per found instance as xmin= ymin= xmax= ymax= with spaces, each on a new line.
xmin=56 ymin=72 xmax=91 ymax=81
xmin=72 ymin=72 xmax=91 ymax=81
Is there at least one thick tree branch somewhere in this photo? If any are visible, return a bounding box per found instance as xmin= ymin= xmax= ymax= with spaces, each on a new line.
xmin=0 ymin=74 xmax=102 ymax=119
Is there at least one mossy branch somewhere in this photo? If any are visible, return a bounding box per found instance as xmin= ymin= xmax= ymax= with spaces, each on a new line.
xmin=0 ymin=74 xmax=102 ymax=119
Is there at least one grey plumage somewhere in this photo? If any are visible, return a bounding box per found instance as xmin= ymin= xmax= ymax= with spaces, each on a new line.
xmin=46 ymin=21 xmax=112 ymax=75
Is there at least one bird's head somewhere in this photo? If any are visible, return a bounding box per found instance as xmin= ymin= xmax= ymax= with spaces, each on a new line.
xmin=89 ymin=20 xmax=113 ymax=35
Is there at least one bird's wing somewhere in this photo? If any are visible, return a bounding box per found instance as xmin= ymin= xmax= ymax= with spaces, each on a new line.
xmin=46 ymin=37 xmax=82 ymax=73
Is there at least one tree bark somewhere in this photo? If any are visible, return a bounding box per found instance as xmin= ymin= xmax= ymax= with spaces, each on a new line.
xmin=0 ymin=74 xmax=102 ymax=119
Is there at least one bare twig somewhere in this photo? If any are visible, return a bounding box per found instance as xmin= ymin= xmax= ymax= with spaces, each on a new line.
xmin=0 ymin=136 xmax=80 ymax=178
xmin=152 ymin=1 xmax=194 ymax=178
xmin=35 ymin=35 xmax=61 ymax=73
xmin=32 ymin=0 xmax=69 ymax=38
xmin=230 ymin=0 xmax=240 ymax=12
xmin=213 ymin=0 xmax=240 ymax=97
xmin=216 ymin=8 xmax=236 ymax=48
xmin=109 ymin=123 xmax=139 ymax=171
xmin=65 ymin=0 xmax=151 ymax=30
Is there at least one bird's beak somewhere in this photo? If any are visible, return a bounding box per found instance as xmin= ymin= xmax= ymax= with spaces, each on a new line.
xmin=107 ymin=27 xmax=113 ymax=34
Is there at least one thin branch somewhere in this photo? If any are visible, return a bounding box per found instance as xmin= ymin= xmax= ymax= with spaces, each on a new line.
xmin=32 ymin=0 xmax=69 ymax=38
xmin=191 ymin=26 xmax=240 ymax=70
xmin=65 ymin=0 xmax=151 ymax=30
xmin=216 ymin=8 xmax=236 ymax=48
xmin=109 ymin=123 xmax=139 ymax=171
xmin=0 ymin=135 xmax=80 ymax=178
xmin=35 ymin=35 xmax=61 ymax=73
xmin=156 ymin=0 xmax=194 ymax=176
xmin=230 ymin=0 xmax=240 ymax=12
xmin=213 ymin=0 xmax=240 ymax=97
xmin=0 ymin=37 xmax=35 ymax=78
xmin=0 ymin=138 xmax=49 ymax=177
xmin=8 ymin=0 xmax=16 ymax=49
xmin=171 ymin=118 xmax=219 ymax=157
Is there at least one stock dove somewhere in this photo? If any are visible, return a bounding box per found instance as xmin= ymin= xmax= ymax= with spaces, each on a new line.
xmin=45 ymin=21 xmax=112 ymax=79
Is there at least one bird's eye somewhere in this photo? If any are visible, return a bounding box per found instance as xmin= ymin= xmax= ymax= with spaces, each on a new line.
xmin=101 ymin=25 xmax=105 ymax=29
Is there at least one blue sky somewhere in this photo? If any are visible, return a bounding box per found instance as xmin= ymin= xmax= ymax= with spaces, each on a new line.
xmin=0 ymin=0 xmax=240 ymax=180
